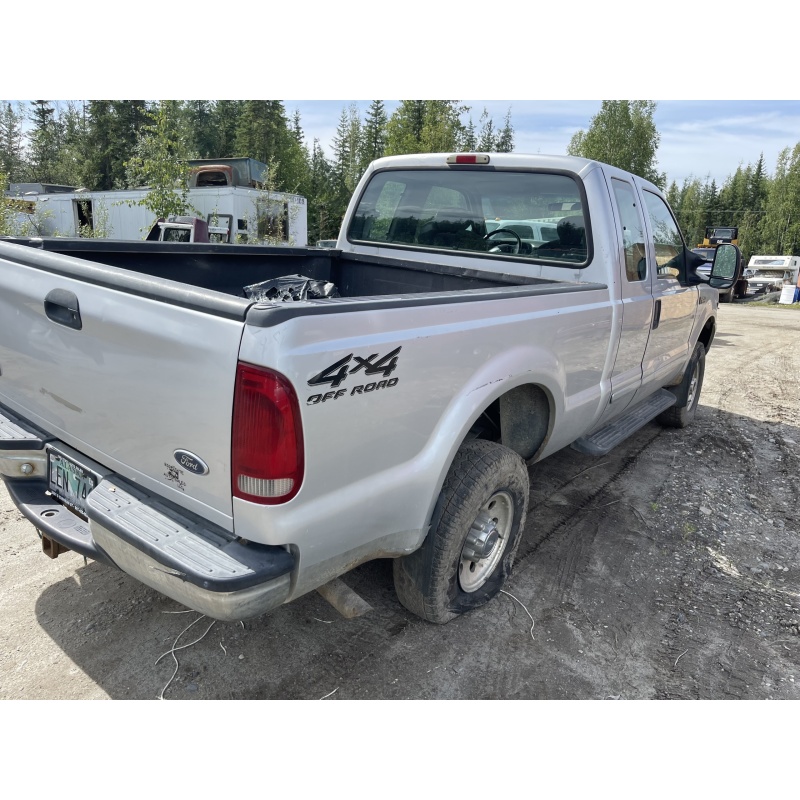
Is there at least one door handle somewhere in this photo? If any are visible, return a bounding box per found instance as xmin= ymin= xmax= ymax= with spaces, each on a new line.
xmin=44 ymin=288 xmax=82 ymax=330
xmin=652 ymin=299 xmax=662 ymax=330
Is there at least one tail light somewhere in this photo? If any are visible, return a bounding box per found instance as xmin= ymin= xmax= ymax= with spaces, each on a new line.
xmin=232 ymin=362 xmax=304 ymax=504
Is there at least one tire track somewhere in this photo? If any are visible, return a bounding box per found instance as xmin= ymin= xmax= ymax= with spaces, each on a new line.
xmin=514 ymin=428 xmax=663 ymax=604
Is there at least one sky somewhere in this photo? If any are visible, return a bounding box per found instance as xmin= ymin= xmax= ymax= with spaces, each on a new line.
xmin=282 ymin=99 xmax=800 ymax=188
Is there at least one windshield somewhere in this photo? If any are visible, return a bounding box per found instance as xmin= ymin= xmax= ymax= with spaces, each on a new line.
xmin=347 ymin=168 xmax=589 ymax=266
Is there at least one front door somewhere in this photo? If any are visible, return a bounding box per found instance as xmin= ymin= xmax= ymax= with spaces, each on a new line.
xmin=633 ymin=184 xmax=698 ymax=401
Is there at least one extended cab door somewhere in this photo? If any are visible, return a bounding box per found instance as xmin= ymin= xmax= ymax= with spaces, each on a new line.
xmin=633 ymin=183 xmax=698 ymax=399
xmin=599 ymin=174 xmax=654 ymax=423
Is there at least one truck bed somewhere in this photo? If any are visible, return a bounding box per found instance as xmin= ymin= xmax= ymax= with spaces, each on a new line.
xmin=4 ymin=238 xmax=603 ymax=317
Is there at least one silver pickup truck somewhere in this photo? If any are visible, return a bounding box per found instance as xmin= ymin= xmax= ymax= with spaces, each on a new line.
xmin=0 ymin=153 xmax=739 ymax=625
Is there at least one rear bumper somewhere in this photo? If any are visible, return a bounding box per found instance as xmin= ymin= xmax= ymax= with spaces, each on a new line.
xmin=1 ymin=405 xmax=294 ymax=621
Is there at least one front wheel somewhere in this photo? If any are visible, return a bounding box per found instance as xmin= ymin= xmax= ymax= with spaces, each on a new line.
xmin=658 ymin=341 xmax=706 ymax=428
xmin=393 ymin=440 xmax=529 ymax=624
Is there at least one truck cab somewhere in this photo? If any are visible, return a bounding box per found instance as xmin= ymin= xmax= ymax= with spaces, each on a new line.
xmin=145 ymin=215 xmax=231 ymax=244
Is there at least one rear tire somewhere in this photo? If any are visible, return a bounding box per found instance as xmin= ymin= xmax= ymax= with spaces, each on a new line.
xmin=393 ymin=440 xmax=529 ymax=624
xmin=658 ymin=341 xmax=705 ymax=429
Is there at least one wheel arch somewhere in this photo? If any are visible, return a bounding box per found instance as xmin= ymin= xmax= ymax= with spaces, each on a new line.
xmin=698 ymin=315 xmax=716 ymax=352
xmin=418 ymin=376 xmax=556 ymax=550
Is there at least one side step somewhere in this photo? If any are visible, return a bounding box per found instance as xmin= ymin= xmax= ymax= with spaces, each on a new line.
xmin=0 ymin=405 xmax=49 ymax=450
xmin=571 ymin=389 xmax=677 ymax=456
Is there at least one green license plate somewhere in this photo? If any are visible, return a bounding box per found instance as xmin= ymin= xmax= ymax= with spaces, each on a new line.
xmin=48 ymin=449 xmax=97 ymax=515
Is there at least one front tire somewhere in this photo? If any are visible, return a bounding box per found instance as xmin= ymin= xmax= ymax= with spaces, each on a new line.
xmin=658 ymin=341 xmax=706 ymax=429
xmin=393 ymin=440 xmax=529 ymax=624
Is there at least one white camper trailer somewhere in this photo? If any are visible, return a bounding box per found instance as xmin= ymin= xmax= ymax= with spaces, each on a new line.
xmin=745 ymin=255 xmax=800 ymax=295
xmin=6 ymin=160 xmax=308 ymax=246
xmin=19 ymin=185 xmax=307 ymax=246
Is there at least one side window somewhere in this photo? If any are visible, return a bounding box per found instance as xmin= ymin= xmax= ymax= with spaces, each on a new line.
xmin=611 ymin=178 xmax=647 ymax=282
xmin=642 ymin=190 xmax=685 ymax=280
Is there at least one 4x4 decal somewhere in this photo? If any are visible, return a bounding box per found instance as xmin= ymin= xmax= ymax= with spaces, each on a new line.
xmin=306 ymin=347 xmax=401 ymax=405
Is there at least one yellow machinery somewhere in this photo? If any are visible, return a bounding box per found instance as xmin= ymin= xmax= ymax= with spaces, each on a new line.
xmin=698 ymin=226 xmax=739 ymax=248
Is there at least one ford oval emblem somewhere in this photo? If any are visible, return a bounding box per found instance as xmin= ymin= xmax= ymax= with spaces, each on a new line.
xmin=173 ymin=450 xmax=209 ymax=476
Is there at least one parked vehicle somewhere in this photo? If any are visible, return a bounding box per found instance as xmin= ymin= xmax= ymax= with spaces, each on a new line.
xmin=0 ymin=152 xmax=739 ymax=625
xmin=743 ymin=255 xmax=800 ymax=295
xmin=145 ymin=215 xmax=232 ymax=243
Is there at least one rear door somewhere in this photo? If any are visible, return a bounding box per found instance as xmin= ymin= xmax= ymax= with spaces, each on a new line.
xmin=598 ymin=173 xmax=654 ymax=424
xmin=0 ymin=246 xmax=246 ymax=530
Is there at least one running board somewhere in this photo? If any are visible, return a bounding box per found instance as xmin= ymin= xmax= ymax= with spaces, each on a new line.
xmin=571 ymin=389 xmax=677 ymax=456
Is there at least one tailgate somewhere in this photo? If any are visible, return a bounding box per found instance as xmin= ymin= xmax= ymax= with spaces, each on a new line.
xmin=0 ymin=243 xmax=249 ymax=530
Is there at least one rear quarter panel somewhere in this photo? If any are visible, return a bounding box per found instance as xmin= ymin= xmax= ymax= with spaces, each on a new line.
xmin=235 ymin=284 xmax=613 ymax=598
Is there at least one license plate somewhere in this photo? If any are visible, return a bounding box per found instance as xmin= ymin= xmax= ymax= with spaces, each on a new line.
xmin=48 ymin=449 xmax=97 ymax=515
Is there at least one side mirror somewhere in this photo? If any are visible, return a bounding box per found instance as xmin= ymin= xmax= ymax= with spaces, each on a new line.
xmin=710 ymin=243 xmax=741 ymax=290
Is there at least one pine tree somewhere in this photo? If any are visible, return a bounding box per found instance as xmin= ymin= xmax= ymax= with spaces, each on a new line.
xmin=360 ymin=100 xmax=388 ymax=171
xmin=760 ymin=144 xmax=800 ymax=255
xmin=495 ymin=109 xmax=515 ymax=152
xmin=183 ymin=101 xmax=216 ymax=158
xmin=462 ymin=117 xmax=477 ymax=152
xmin=209 ymin=100 xmax=242 ymax=158
xmin=384 ymin=100 xmax=427 ymax=155
xmin=82 ymin=100 xmax=116 ymax=189
xmin=0 ymin=102 xmax=26 ymax=181
xmin=27 ymin=101 xmax=61 ymax=183
xmin=477 ymin=109 xmax=496 ymax=152
xmin=306 ymin=138 xmax=336 ymax=241
xmin=51 ymin=101 xmax=89 ymax=187
xmin=234 ymin=101 xmax=304 ymax=190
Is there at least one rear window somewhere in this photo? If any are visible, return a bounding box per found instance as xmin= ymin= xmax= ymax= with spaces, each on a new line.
xmin=347 ymin=168 xmax=590 ymax=266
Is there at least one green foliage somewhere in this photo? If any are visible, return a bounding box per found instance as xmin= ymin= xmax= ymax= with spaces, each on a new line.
xmin=0 ymin=103 xmax=26 ymax=181
xmin=81 ymin=101 xmax=150 ymax=190
xmin=0 ymin=169 xmax=56 ymax=236
xmin=234 ymin=101 xmax=307 ymax=192
xmin=124 ymin=102 xmax=197 ymax=223
xmin=758 ymin=143 xmax=800 ymax=255
xmin=568 ymin=100 xmax=665 ymax=187
xmin=27 ymin=101 xmax=61 ymax=183
xmin=360 ymin=100 xmax=388 ymax=171
xmin=77 ymin=199 xmax=112 ymax=239
xmin=385 ymin=100 xmax=468 ymax=155
xmin=0 ymin=169 xmax=13 ymax=236
xmin=239 ymin=162 xmax=300 ymax=246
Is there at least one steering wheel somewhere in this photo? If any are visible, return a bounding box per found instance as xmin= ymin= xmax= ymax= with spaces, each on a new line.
xmin=484 ymin=228 xmax=522 ymax=255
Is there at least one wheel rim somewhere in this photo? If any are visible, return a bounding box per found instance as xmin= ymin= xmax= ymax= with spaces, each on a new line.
xmin=458 ymin=491 xmax=514 ymax=593
xmin=686 ymin=360 xmax=701 ymax=409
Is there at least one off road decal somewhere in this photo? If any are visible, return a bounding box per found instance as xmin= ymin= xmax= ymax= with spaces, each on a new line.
xmin=307 ymin=347 xmax=401 ymax=405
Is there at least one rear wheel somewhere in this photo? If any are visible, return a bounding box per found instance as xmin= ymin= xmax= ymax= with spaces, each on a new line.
xmin=658 ymin=341 xmax=706 ymax=428
xmin=393 ymin=440 xmax=529 ymax=624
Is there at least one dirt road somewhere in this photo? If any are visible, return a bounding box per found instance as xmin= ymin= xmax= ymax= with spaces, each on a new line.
xmin=2 ymin=303 xmax=799 ymax=700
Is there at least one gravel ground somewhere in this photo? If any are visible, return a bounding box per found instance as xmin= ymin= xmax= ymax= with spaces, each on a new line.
xmin=2 ymin=302 xmax=799 ymax=700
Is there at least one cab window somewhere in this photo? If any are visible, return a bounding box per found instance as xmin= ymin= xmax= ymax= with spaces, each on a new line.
xmin=348 ymin=168 xmax=590 ymax=267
